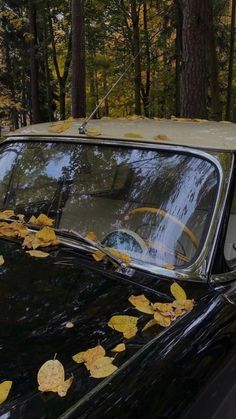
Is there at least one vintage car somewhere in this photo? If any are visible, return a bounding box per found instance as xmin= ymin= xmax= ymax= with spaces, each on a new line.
xmin=1 ymin=118 xmax=236 ymax=419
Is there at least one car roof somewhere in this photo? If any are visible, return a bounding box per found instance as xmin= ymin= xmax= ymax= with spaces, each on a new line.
xmin=8 ymin=117 xmax=236 ymax=151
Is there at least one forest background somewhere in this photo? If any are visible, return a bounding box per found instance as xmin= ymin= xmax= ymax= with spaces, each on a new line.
xmin=0 ymin=0 xmax=236 ymax=129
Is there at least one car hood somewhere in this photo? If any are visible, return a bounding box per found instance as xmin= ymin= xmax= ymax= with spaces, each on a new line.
xmin=0 ymin=238 xmax=211 ymax=419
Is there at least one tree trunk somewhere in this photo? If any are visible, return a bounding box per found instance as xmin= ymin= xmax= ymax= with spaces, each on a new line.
xmin=29 ymin=0 xmax=41 ymax=124
xmin=131 ymin=0 xmax=142 ymax=115
xmin=72 ymin=0 xmax=86 ymax=118
xmin=142 ymin=0 xmax=151 ymax=117
xmin=209 ymin=0 xmax=222 ymax=121
xmin=226 ymin=0 xmax=236 ymax=121
xmin=175 ymin=0 xmax=183 ymax=117
xmin=181 ymin=0 xmax=211 ymax=119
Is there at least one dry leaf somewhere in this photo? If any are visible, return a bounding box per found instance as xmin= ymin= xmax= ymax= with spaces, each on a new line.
xmin=128 ymin=295 xmax=154 ymax=315
xmin=48 ymin=121 xmax=71 ymax=134
xmin=56 ymin=377 xmax=73 ymax=397
xmin=29 ymin=214 xmax=54 ymax=227
xmin=0 ymin=255 xmax=4 ymax=266
xmin=170 ymin=283 xmax=187 ymax=301
xmin=124 ymin=132 xmax=144 ymax=139
xmin=85 ymin=231 xmax=99 ymax=242
xmin=108 ymin=315 xmax=138 ymax=339
xmin=88 ymin=357 xmax=118 ymax=379
xmin=23 ymin=227 xmax=59 ymax=250
xmin=26 ymin=250 xmax=49 ymax=258
xmin=154 ymin=134 xmax=170 ymax=142
xmin=85 ymin=128 xmax=102 ymax=137
xmin=164 ymin=264 xmax=175 ymax=270
xmin=142 ymin=319 xmax=158 ymax=332
xmin=111 ymin=343 xmax=126 ymax=353
xmin=152 ymin=302 xmax=174 ymax=314
xmin=65 ymin=322 xmax=74 ymax=329
xmin=173 ymin=299 xmax=194 ymax=312
xmin=93 ymin=248 xmax=131 ymax=265
xmin=16 ymin=214 xmax=25 ymax=222
xmin=0 ymin=221 xmax=28 ymax=240
xmin=72 ymin=351 xmax=86 ymax=364
xmin=0 ymin=210 xmax=15 ymax=220
xmin=37 ymin=359 xmax=64 ymax=393
xmin=0 ymin=381 xmax=12 ymax=405
xmin=154 ymin=311 xmax=172 ymax=328
xmin=72 ymin=345 xmax=106 ymax=367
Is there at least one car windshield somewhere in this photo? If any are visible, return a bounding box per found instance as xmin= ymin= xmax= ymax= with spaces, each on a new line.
xmin=0 ymin=140 xmax=218 ymax=269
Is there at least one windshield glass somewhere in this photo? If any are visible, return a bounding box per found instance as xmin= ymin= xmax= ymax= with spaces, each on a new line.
xmin=0 ymin=140 xmax=218 ymax=268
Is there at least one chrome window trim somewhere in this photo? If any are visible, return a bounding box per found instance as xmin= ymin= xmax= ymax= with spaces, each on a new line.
xmin=2 ymin=135 xmax=233 ymax=281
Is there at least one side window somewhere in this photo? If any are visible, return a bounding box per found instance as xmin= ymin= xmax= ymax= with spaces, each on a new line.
xmin=224 ymin=183 xmax=236 ymax=265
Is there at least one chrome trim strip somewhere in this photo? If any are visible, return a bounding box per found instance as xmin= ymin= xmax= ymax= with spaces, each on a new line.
xmin=2 ymin=135 xmax=231 ymax=281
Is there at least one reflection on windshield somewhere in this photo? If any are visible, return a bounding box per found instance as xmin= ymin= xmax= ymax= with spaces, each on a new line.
xmin=0 ymin=141 xmax=218 ymax=268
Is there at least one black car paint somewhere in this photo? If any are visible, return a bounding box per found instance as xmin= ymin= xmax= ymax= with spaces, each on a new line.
xmin=0 ymin=235 xmax=236 ymax=419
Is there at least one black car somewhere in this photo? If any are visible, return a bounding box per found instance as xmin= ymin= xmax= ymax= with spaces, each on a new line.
xmin=1 ymin=118 xmax=236 ymax=419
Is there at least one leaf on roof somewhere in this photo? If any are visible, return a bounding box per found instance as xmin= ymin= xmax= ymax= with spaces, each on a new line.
xmin=0 ymin=381 xmax=12 ymax=405
xmin=128 ymin=294 xmax=154 ymax=315
xmin=153 ymin=134 xmax=171 ymax=142
xmin=124 ymin=132 xmax=144 ymax=139
xmin=48 ymin=121 xmax=71 ymax=133
xmin=29 ymin=214 xmax=54 ymax=227
xmin=37 ymin=359 xmax=72 ymax=397
xmin=85 ymin=128 xmax=102 ymax=137
xmin=170 ymin=282 xmax=187 ymax=301
xmin=111 ymin=343 xmax=126 ymax=353
xmin=108 ymin=315 xmax=138 ymax=339
xmin=26 ymin=250 xmax=49 ymax=258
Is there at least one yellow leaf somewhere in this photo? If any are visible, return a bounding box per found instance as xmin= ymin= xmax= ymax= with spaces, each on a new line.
xmin=154 ymin=312 xmax=172 ymax=328
xmin=56 ymin=376 xmax=73 ymax=397
xmin=72 ymin=351 xmax=86 ymax=364
xmin=0 ymin=255 xmax=4 ymax=266
xmin=153 ymin=134 xmax=171 ymax=142
xmin=0 ymin=221 xmax=28 ymax=240
xmin=152 ymin=302 xmax=174 ymax=314
xmin=164 ymin=264 xmax=175 ymax=270
xmin=37 ymin=360 xmax=64 ymax=393
xmin=93 ymin=248 xmax=131 ymax=265
xmin=26 ymin=250 xmax=49 ymax=258
xmin=0 ymin=381 xmax=12 ymax=405
xmin=23 ymin=227 xmax=59 ymax=250
xmin=170 ymin=282 xmax=187 ymax=301
xmin=0 ymin=210 xmax=15 ymax=220
xmin=173 ymin=299 xmax=194 ymax=312
xmin=124 ymin=132 xmax=144 ymax=139
xmin=85 ymin=231 xmax=99 ymax=242
xmin=111 ymin=343 xmax=126 ymax=353
xmin=85 ymin=128 xmax=102 ymax=137
xmin=29 ymin=214 xmax=54 ymax=227
xmin=65 ymin=322 xmax=74 ymax=329
xmin=88 ymin=357 xmax=118 ymax=379
xmin=128 ymin=295 xmax=154 ymax=315
xmin=48 ymin=121 xmax=71 ymax=134
xmin=16 ymin=214 xmax=25 ymax=222
xmin=142 ymin=319 xmax=158 ymax=332
xmin=108 ymin=315 xmax=138 ymax=339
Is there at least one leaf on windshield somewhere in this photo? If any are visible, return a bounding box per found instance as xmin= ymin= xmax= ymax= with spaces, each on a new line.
xmin=37 ymin=359 xmax=73 ymax=397
xmin=88 ymin=356 xmax=118 ymax=379
xmin=26 ymin=250 xmax=49 ymax=258
xmin=23 ymin=227 xmax=60 ymax=250
xmin=0 ymin=221 xmax=28 ymax=239
xmin=93 ymin=248 xmax=131 ymax=266
xmin=0 ymin=255 xmax=4 ymax=266
xmin=72 ymin=345 xmax=105 ymax=367
xmin=85 ymin=231 xmax=99 ymax=242
xmin=0 ymin=381 xmax=12 ymax=405
xmin=0 ymin=210 xmax=15 ymax=220
xmin=108 ymin=315 xmax=138 ymax=339
xmin=170 ymin=282 xmax=187 ymax=301
xmin=164 ymin=264 xmax=175 ymax=270
xmin=112 ymin=343 xmax=126 ymax=353
xmin=29 ymin=214 xmax=54 ymax=227
xmin=128 ymin=295 xmax=154 ymax=315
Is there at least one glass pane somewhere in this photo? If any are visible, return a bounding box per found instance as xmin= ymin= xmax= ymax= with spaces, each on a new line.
xmin=0 ymin=141 xmax=218 ymax=269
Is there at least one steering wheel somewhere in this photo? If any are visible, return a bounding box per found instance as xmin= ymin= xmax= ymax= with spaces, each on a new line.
xmin=102 ymin=228 xmax=149 ymax=255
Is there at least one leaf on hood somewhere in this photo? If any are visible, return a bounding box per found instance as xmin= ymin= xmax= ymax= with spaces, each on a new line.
xmin=111 ymin=343 xmax=126 ymax=353
xmin=152 ymin=302 xmax=175 ymax=316
xmin=170 ymin=282 xmax=187 ymax=301
xmin=93 ymin=248 xmax=131 ymax=265
xmin=0 ymin=255 xmax=4 ymax=266
xmin=173 ymin=299 xmax=194 ymax=312
xmin=154 ymin=311 xmax=172 ymax=328
xmin=128 ymin=294 xmax=154 ymax=315
xmin=26 ymin=250 xmax=49 ymax=258
xmin=29 ymin=214 xmax=54 ymax=227
xmin=72 ymin=345 xmax=106 ymax=367
xmin=108 ymin=315 xmax=138 ymax=339
xmin=142 ymin=319 xmax=158 ymax=332
xmin=0 ymin=210 xmax=15 ymax=220
xmin=88 ymin=356 xmax=118 ymax=379
xmin=0 ymin=381 xmax=12 ymax=405
xmin=65 ymin=322 xmax=74 ymax=329
xmin=37 ymin=359 xmax=72 ymax=397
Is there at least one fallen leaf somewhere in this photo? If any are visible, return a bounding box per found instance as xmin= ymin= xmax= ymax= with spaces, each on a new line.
xmin=152 ymin=302 xmax=174 ymax=314
xmin=56 ymin=377 xmax=73 ymax=397
xmin=26 ymin=250 xmax=49 ymax=258
xmin=111 ymin=343 xmax=126 ymax=353
xmin=72 ymin=345 xmax=106 ymax=367
xmin=37 ymin=359 xmax=64 ymax=393
xmin=170 ymin=282 xmax=187 ymax=301
xmin=0 ymin=210 xmax=15 ymax=220
xmin=85 ymin=231 xmax=99 ymax=242
xmin=85 ymin=128 xmax=102 ymax=136
xmin=65 ymin=322 xmax=74 ymax=329
xmin=48 ymin=121 xmax=71 ymax=134
xmin=124 ymin=132 xmax=144 ymax=139
xmin=0 ymin=255 xmax=4 ymax=266
xmin=88 ymin=356 xmax=118 ymax=378
xmin=154 ymin=311 xmax=172 ymax=328
xmin=0 ymin=221 xmax=28 ymax=239
xmin=23 ymin=227 xmax=60 ymax=250
xmin=154 ymin=134 xmax=171 ymax=142
xmin=93 ymin=248 xmax=131 ymax=265
xmin=29 ymin=214 xmax=54 ymax=227
xmin=173 ymin=299 xmax=194 ymax=312
xmin=164 ymin=264 xmax=175 ymax=270
xmin=142 ymin=319 xmax=158 ymax=332
xmin=108 ymin=315 xmax=138 ymax=339
xmin=72 ymin=351 xmax=86 ymax=364
xmin=16 ymin=214 xmax=25 ymax=222
xmin=0 ymin=381 xmax=12 ymax=405
xmin=128 ymin=295 xmax=154 ymax=315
